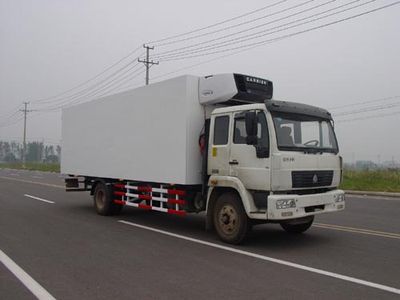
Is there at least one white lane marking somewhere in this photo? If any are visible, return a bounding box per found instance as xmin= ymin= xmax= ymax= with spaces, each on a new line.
xmin=24 ymin=194 xmax=55 ymax=204
xmin=0 ymin=249 xmax=56 ymax=300
xmin=0 ymin=176 xmax=64 ymax=189
xmin=119 ymin=220 xmax=400 ymax=296
xmin=314 ymin=223 xmax=400 ymax=240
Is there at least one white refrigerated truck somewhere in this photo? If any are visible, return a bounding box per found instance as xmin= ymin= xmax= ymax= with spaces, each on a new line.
xmin=62 ymin=73 xmax=345 ymax=244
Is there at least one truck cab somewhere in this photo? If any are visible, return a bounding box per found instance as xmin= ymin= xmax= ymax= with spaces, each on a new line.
xmin=202 ymin=74 xmax=345 ymax=243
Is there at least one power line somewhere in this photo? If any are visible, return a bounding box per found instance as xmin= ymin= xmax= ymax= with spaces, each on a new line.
xmin=3 ymin=0 xmax=397 ymax=127
xmin=26 ymin=1 xmax=287 ymax=107
xmin=0 ymin=104 xmax=22 ymax=120
xmin=86 ymin=67 xmax=146 ymax=100
xmin=5 ymin=61 xmax=141 ymax=118
xmin=154 ymin=0 xmax=362 ymax=60
xmin=103 ymin=77 xmax=145 ymax=96
xmin=333 ymin=101 xmax=400 ymax=116
xmin=151 ymin=52 xmax=239 ymax=81
xmin=65 ymin=66 xmax=145 ymax=108
xmin=164 ymin=1 xmax=398 ymax=61
xmin=33 ymin=54 xmax=144 ymax=109
xmin=27 ymin=0 xmax=396 ymax=113
xmin=39 ymin=62 xmax=144 ymax=111
xmin=0 ymin=109 xmax=21 ymax=126
xmin=154 ymin=0 xmax=317 ymax=49
xmin=158 ymin=0 xmax=381 ymax=61
xmin=149 ymin=0 xmax=289 ymax=45
xmin=33 ymin=45 xmax=143 ymax=104
xmin=0 ymin=115 xmax=24 ymax=129
xmin=328 ymin=95 xmax=400 ymax=110
xmin=0 ymin=103 xmax=25 ymax=128
xmin=46 ymin=66 xmax=145 ymax=111
xmin=151 ymin=1 xmax=399 ymax=80
xmin=336 ymin=110 xmax=400 ymax=123
xmin=23 ymin=0 xmax=288 ymax=108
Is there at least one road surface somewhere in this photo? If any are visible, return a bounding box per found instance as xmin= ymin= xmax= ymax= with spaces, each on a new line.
xmin=0 ymin=168 xmax=399 ymax=299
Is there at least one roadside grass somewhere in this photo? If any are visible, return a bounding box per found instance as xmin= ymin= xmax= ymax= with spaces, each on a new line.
xmin=0 ymin=162 xmax=60 ymax=172
xmin=340 ymin=169 xmax=400 ymax=193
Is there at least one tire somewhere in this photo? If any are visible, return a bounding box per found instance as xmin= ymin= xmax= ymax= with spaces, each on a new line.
xmin=280 ymin=216 xmax=314 ymax=234
xmin=213 ymin=192 xmax=249 ymax=244
xmin=93 ymin=182 xmax=122 ymax=216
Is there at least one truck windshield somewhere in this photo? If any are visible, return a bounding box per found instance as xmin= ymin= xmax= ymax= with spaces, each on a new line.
xmin=272 ymin=112 xmax=338 ymax=153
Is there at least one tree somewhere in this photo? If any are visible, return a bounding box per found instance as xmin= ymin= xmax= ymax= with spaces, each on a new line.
xmin=56 ymin=145 xmax=61 ymax=159
xmin=0 ymin=141 xmax=21 ymax=162
xmin=10 ymin=141 xmax=21 ymax=160
xmin=26 ymin=142 xmax=44 ymax=162
xmin=0 ymin=141 xmax=4 ymax=161
xmin=44 ymin=154 xmax=59 ymax=163
xmin=3 ymin=142 xmax=10 ymax=157
xmin=4 ymin=152 xmax=17 ymax=162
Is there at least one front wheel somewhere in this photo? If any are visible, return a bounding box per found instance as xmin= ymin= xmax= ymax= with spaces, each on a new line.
xmin=280 ymin=216 xmax=314 ymax=234
xmin=213 ymin=192 xmax=249 ymax=244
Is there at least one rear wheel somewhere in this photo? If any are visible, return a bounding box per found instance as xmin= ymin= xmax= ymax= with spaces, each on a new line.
xmin=94 ymin=182 xmax=122 ymax=215
xmin=213 ymin=192 xmax=249 ymax=244
xmin=280 ymin=216 xmax=314 ymax=234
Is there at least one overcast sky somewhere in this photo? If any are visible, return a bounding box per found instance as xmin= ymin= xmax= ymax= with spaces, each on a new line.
xmin=0 ymin=0 xmax=399 ymax=163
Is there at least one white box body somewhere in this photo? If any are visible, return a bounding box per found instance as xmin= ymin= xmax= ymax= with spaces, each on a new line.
xmin=61 ymin=75 xmax=205 ymax=185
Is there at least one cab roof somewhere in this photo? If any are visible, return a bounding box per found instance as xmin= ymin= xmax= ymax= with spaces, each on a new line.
xmin=266 ymin=100 xmax=332 ymax=120
xmin=211 ymin=100 xmax=332 ymax=120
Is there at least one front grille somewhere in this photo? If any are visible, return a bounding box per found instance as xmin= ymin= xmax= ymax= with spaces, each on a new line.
xmin=292 ymin=170 xmax=333 ymax=188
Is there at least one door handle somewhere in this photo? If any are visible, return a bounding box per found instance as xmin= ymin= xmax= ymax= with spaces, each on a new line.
xmin=229 ymin=160 xmax=239 ymax=165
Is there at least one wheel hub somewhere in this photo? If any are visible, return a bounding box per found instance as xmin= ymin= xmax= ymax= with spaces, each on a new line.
xmin=222 ymin=214 xmax=230 ymax=224
xmin=218 ymin=204 xmax=238 ymax=234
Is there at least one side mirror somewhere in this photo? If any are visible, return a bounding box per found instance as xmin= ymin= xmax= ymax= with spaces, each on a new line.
xmin=245 ymin=111 xmax=258 ymax=145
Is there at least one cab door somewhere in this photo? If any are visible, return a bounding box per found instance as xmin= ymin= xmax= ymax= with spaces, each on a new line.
xmin=229 ymin=110 xmax=271 ymax=190
xmin=208 ymin=113 xmax=232 ymax=177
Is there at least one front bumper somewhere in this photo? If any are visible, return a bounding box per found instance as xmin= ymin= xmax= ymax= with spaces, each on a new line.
xmin=266 ymin=189 xmax=345 ymax=220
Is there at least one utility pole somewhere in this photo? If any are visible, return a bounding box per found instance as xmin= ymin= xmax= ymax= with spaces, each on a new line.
xmin=20 ymin=102 xmax=33 ymax=168
xmin=138 ymin=44 xmax=159 ymax=85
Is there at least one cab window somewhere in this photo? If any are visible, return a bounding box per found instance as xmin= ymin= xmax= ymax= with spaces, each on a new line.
xmin=233 ymin=118 xmax=247 ymax=144
xmin=213 ymin=116 xmax=229 ymax=145
xmin=233 ymin=111 xmax=269 ymax=147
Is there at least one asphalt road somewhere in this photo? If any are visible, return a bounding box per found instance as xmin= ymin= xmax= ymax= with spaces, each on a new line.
xmin=0 ymin=168 xmax=399 ymax=299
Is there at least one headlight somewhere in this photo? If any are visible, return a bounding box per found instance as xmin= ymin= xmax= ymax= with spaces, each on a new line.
xmin=334 ymin=194 xmax=345 ymax=203
xmin=276 ymin=199 xmax=296 ymax=209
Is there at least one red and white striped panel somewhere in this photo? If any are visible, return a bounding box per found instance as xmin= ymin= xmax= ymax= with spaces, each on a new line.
xmin=113 ymin=182 xmax=186 ymax=216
